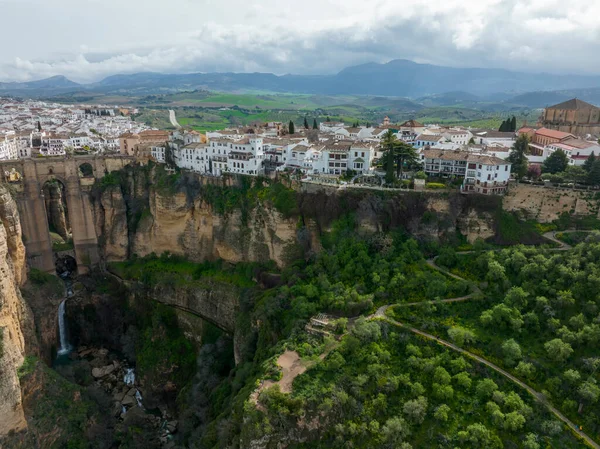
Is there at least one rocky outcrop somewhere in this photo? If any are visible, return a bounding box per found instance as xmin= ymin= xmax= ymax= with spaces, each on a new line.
xmin=0 ymin=185 xmax=35 ymax=436
xmin=42 ymin=181 xmax=70 ymax=241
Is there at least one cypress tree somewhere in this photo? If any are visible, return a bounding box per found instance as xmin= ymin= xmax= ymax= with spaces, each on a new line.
xmin=510 ymin=116 xmax=517 ymax=132
xmin=588 ymin=160 xmax=600 ymax=186
xmin=584 ymin=152 xmax=596 ymax=173
xmin=313 ymin=119 xmax=318 ymax=129
xmin=304 ymin=117 xmax=309 ymax=129
xmin=289 ymin=120 xmax=295 ymax=135
xmin=326 ymin=116 xmax=331 ymax=122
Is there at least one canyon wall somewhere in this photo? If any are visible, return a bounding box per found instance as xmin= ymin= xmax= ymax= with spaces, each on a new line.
xmin=0 ymin=185 xmax=35 ymax=436
xmin=91 ymin=167 xmax=501 ymax=267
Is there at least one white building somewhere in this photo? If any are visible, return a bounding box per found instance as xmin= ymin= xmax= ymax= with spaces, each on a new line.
xmin=442 ymin=130 xmax=472 ymax=146
xmin=319 ymin=121 xmax=345 ymax=133
xmin=0 ymin=132 xmax=19 ymax=160
xmin=413 ymin=134 xmax=445 ymax=148
xmin=545 ymin=138 xmax=600 ymax=166
xmin=421 ymin=148 xmax=512 ymax=195
xmin=151 ymin=145 xmax=167 ymax=163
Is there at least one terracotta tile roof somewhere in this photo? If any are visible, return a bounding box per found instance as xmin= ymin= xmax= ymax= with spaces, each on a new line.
xmin=423 ymin=149 xmax=510 ymax=165
xmin=547 ymin=98 xmax=599 ymax=111
xmin=400 ymin=120 xmax=424 ymax=128
xmin=535 ymin=128 xmax=575 ymax=140
xmin=417 ymin=134 xmax=444 ymax=142
xmin=555 ymin=137 xmax=598 ymax=150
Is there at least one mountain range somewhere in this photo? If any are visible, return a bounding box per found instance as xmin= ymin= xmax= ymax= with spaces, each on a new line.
xmin=1 ymin=60 xmax=600 ymax=106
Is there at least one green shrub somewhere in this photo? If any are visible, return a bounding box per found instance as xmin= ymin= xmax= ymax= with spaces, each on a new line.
xmin=426 ymin=182 xmax=446 ymax=190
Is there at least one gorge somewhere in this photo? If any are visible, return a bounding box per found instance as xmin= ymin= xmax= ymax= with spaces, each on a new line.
xmin=3 ymin=162 xmax=600 ymax=448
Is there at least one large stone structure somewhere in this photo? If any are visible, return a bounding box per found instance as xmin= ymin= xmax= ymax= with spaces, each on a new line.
xmin=540 ymin=98 xmax=600 ymax=137
xmin=0 ymin=155 xmax=135 ymax=274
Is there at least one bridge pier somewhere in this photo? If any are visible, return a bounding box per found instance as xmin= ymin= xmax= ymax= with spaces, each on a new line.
xmin=17 ymin=174 xmax=54 ymax=273
xmin=64 ymin=174 xmax=100 ymax=274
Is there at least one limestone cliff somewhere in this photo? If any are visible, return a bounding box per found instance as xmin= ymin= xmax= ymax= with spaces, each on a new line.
xmin=92 ymin=168 xmax=300 ymax=267
xmin=0 ymin=185 xmax=35 ymax=436
xmin=91 ymin=167 xmax=503 ymax=265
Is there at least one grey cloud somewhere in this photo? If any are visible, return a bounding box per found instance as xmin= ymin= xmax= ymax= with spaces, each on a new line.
xmin=0 ymin=0 xmax=599 ymax=82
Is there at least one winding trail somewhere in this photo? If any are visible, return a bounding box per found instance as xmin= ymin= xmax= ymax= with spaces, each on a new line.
xmin=368 ymin=232 xmax=600 ymax=448
xmin=375 ymin=312 xmax=599 ymax=449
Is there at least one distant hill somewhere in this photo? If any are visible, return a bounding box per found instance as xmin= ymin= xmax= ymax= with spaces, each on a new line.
xmin=0 ymin=75 xmax=81 ymax=96
xmin=508 ymin=88 xmax=600 ymax=108
xmin=2 ymin=60 xmax=600 ymax=99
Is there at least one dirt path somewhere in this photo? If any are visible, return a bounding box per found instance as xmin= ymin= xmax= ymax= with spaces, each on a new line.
xmin=372 ymin=237 xmax=600 ymax=448
xmin=377 ymin=314 xmax=599 ymax=449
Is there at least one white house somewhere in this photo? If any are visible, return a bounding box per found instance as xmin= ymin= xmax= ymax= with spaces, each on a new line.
xmin=0 ymin=132 xmax=19 ymax=160
xmin=175 ymin=143 xmax=207 ymax=172
xmin=421 ymin=148 xmax=512 ymax=195
xmin=151 ymin=145 xmax=166 ymax=163
xmin=545 ymin=138 xmax=600 ymax=166
xmin=413 ymin=134 xmax=445 ymax=148
xmin=442 ymin=130 xmax=472 ymax=146
xmin=319 ymin=121 xmax=345 ymax=133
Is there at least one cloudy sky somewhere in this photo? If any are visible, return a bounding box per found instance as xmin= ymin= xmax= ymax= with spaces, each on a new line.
xmin=1 ymin=0 xmax=599 ymax=82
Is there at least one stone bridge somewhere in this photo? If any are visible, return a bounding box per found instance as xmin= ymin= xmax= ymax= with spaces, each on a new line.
xmin=0 ymin=155 xmax=136 ymax=273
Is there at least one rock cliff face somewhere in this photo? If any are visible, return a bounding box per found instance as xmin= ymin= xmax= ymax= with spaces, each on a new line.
xmin=42 ymin=181 xmax=70 ymax=241
xmin=92 ymin=168 xmax=300 ymax=266
xmin=91 ymin=168 xmax=502 ymax=267
xmin=0 ymin=185 xmax=35 ymax=436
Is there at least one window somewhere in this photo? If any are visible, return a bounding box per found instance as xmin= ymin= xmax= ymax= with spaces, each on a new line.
xmin=505 ymin=165 xmax=508 ymax=171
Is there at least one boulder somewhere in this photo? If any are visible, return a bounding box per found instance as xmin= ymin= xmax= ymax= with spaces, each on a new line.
xmin=122 ymin=395 xmax=136 ymax=407
xmin=166 ymin=421 xmax=178 ymax=433
xmin=91 ymin=364 xmax=117 ymax=378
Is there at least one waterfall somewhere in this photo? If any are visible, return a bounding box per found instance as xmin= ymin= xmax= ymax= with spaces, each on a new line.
xmin=135 ymin=390 xmax=143 ymax=407
xmin=57 ymin=299 xmax=71 ymax=355
xmin=124 ymin=368 xmax=135 ymax=386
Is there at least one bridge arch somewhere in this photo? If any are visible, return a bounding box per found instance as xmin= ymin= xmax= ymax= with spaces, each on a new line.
xmin=7 ymin=156 xmax=136 ymax=274
xmin=78 ymin=162 xmax=94 ymax=178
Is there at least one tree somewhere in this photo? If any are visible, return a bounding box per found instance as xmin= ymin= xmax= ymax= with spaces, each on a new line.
xmin=381 ymin=416 xmax=411 ymax=446
xmin=434 ymin=404 xmax=450 ymax=422
xmin=303 ymin=117 xmax=309 ymax=129
xmin=578 ymin=380 xmax=600 ymax=405
xmin=326 ymin=116 xmax=331 ymax=122
xmin=312 ymin=118 xmax=318 ymax=130
xmin=510 ymin=116 xmax=517 ymax=132
xmin=544 ymin=338 xmax=573 ymax=363
xmin=584 ymin=152 xmax=596 ymax=173
xmin=454 ymin=371 xmax=472 ymax=390
xmin=351 ymin=317 xmax=381 ymax=343
xmin=508 ymin=135 xmax=529 ymax=180
xmin=515 ymin=362 xmax=536 ymax=379
xmin=504 ymin=411 xmax=526 ymax=431
xmin=527 ymin=164 xmax=541 ymax=180
xmin=501 ymin=339 xmax=522 ymax=366
xmin=288 ymin=120 xmax=295 ymax=135
xmin=476 ymin=379 xmax=498 ymax=399
xmin=542 ymin=149 xmax=569 ymax=174
xmin=522 ymin=433 xmax=540 ymax=449
xmin=587 ymin=160 xmax=600 ymax=186
xmin=381 ymin=130 xmax=397 ymax=183
xmin=447 ymin=326 xmax=476 ymax=346
xmin=394 ymin=142 xmax=419 ymax=179
xmin=403 ymin=396 xmax=428 ymax=424
xmin=564 ymin=165 xmax=586 ymax=185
